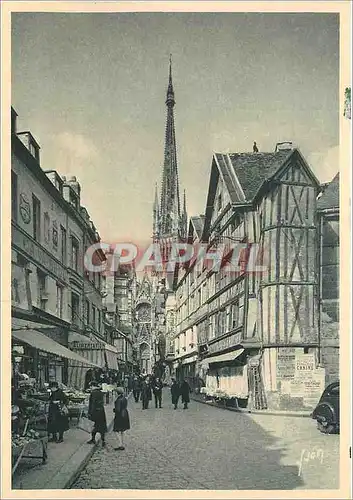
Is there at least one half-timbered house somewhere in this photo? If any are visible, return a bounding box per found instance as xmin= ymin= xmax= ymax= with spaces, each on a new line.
xmin=176 ymin=142 xmax=327 ymax=410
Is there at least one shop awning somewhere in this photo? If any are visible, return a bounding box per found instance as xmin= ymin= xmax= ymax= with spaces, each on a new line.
xmin=105 ymin=350 xmax=119 ymax=370
xmin=12 ymin=329 xmax=100 ymax=367
xmin=69 ymin=332 xmax=118 ymax=370
xmin=206 ymin=348 xmax=244 ymax=365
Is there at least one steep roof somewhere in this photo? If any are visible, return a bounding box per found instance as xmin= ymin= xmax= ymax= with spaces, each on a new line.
xmin=317 ymin=173 xmax=340 ymax=210
xmin=215 ymin=150 xmax=293 ymax=203
xmin=190 ymin=215 xmax=205 ymax=240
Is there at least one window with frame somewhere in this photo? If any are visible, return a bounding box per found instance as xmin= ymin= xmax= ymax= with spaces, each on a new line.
xmin=56 ymin=284 xmax=63 ymax=318
xmin=61 ymin=226 xmax=67 ymax=264
xmin=71 ymin=293 xmax=80 ymax=326
xmin=85 ymin=300 xmax=90 ymax=326
xmin=92 ymin=305 xmax=96 ymax=330
xmin=37 ymin=270 xmax=47 ymax=310
xmin=12 ymin=171 xmax=18 ymax=222
xmin=71 ymin=237 xmax=79 ymax=271
xmin=32 ymin=195 xmax=41 ymax=242
xmin=44 ymin=213 xmax=50 ymax=243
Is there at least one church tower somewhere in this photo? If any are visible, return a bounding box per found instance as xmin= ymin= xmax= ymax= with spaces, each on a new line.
xmin=153 ymin=56 xmax=188 ymax=284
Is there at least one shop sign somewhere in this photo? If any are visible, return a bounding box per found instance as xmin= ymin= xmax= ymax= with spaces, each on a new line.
xmin=208 ymin=331 xmax=242 ymax=355
xmin=295 ymin=354 xmax=315 ymax=379
xmin=12 ymin=225 xmax=67 ymax=282
xmin=12 ymin=262 xmax=31 ymax=311
xmin=277 ymin=347 xmax=296 ymax=379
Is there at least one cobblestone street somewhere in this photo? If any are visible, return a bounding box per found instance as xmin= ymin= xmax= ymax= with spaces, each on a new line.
xmin=72 ymin=390 xmax=339 ymax=490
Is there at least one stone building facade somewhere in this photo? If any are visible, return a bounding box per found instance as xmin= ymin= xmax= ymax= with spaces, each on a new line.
xmin=11 ymin=107 xmax=117 ymax=389
xmin=317 ymin=173 xmax=339 ymax=385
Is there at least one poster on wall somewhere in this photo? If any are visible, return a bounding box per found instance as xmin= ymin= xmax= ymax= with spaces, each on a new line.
xmin=295 ymin=354 xmax=315 ymax=379
xmin=277 ymin=347 xmax=296 ymax=379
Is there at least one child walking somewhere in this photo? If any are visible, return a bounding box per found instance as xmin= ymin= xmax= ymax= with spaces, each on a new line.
xmin=113 ymin=387 xmax=130 ymax=450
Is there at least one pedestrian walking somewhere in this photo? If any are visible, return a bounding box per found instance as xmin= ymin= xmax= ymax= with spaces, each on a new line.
xmin=171 ymin=378 xmax=180 ymax=410
xmin=123 ymin=376 xmax=129 ymax=396
xmin=132 ymin=376 xmax=141 ymax=402
xmin=113 ymin=387 xmax=130 ymax=451
xmin=152 ymin=377 xmax=163 ymax=408
xmin=87 ymin=381 xmax=107 ymax=447
xmin=47 ymin=381 xmax=69 ymax=443
xmin=180 ymin=378 xmax=192 ymax=409
xmin=141 ymin=378 xmax=152 ymax=410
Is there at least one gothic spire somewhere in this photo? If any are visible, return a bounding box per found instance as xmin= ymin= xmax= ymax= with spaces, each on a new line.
xmin=159 ymin=55 xmax=181 ymax=238
xmin=153 ymin=183 xmax=159 ymax=240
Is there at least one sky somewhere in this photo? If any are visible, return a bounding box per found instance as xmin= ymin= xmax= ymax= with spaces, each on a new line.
xmin=11 ymin=12 xmax=339 ymax=244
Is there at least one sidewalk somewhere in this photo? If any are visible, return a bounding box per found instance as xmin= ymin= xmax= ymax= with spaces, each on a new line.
xmin=12 ymin=395 xmax=123 ymax=490
xmin=191 ymin=393 xmax=312 ymax=418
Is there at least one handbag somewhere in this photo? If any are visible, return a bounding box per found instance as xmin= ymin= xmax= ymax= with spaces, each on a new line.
xmin=60 ymin=404 xmax=69 ymax=416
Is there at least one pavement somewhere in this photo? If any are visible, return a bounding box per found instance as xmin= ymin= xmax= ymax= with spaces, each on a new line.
xmin=71 ymin=388 xmax=340 ymax=490
xmin=191 ymin=393 xmax=312 ymax=418
xmin=11 ymin=396 xmax=118 ymax=490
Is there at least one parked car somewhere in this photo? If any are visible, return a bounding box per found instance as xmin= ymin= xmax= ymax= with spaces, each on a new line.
xmin=311 ymin=381 xmax=340 ymax=434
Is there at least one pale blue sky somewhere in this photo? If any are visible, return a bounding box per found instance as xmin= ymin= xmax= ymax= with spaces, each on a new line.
xmin=12 ymin=12 xmax=339 ymax=244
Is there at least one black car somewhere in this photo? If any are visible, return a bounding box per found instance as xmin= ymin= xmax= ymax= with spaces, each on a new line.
xmin=311 ymin=381 xmax=340 ymax=434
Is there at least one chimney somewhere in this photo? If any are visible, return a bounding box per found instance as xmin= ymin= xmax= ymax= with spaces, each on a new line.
xmin=253 ymin=141 xmax=259 ymax=153
xmin=62 ymin=175 xmax=80 ymax=209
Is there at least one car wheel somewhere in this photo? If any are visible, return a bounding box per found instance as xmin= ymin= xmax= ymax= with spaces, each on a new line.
xmin=317 ymin=421 xmax=336 ymax=434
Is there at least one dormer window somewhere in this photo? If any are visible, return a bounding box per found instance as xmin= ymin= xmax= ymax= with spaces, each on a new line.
xmin=69 ymin=189 xmax=78 ymax=209
xmin=17 ymin=131 xmax=40 ymax=163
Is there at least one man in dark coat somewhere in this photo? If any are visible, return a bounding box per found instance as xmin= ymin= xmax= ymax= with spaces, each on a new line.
xmin=152 ymin=377 xmax=163 ymax=409
xmin=171 ymin=378 xmax=180 ymax=410
xmin=132 ymin=376 xmax=141 ymax=403
xmin=47 ymin=381 xmax=69 ymax=442
xmin=180 ymin=378 xmax=192 ymax=409
xmin=141 ymin=378 xmax=152 ymax=410
xmin=87 ymin=382 xmax=107 ymax=447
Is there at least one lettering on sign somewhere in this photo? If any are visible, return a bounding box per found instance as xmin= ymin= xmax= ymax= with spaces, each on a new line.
xmin=12 ymin=225 xmax=67 ymax=282
xmin=209 ymin=331 xmax=242 ymax=354
xmin=295 ymin=354 xmax=315 ymax=379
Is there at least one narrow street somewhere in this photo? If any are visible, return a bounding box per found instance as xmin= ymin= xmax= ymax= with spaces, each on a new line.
xmin=72 ymin=389 xmax=339 ymax=490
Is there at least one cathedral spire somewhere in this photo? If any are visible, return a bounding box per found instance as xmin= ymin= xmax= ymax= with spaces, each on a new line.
xmin=166 ymin=54 xmax=175 ymax=107
xmin=153 ymin=183 xmax=159 ymax=240
xmin=159 ymin=55 xmax=181 ymax=239
xmin=182 ymin=189 xmax=188 ymax=239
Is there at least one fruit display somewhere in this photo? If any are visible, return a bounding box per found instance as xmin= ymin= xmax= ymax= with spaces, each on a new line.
xmin=63 ymin=388 xmax=87 ymax=403
xmin=12 ymin=428 xmax=42 ymax=450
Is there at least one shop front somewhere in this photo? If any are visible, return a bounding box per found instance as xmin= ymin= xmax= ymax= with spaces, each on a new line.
xmin=180 ymin=354 xmax=198 ymax=389
xmin=68 ymin=332 xmax=119 ymax=389
xmin=202 ymin=348 xmax=248 ymax=405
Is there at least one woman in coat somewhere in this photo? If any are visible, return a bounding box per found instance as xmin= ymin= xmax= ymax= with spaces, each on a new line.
xmin=180 ymin=378 xmax=192 ymax=409
xmin=113 ymin=387 xmax=130 ymax=450
xmin=47 ymin=381 xmax=69 ymax=443
xmin=87 ymin=381 xmax=107 ymax=447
